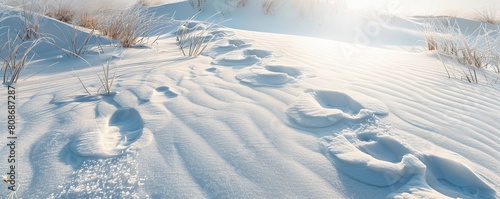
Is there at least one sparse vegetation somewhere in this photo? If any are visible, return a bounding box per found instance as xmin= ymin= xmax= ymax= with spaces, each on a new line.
xmin=44 ymin=0 xmax=75 ymax=22
xmin=188 ymin=0 xmax=204 ymax=11
xmin=425 ymin=33 xmax=437 ymax=51
xmin=73 ymin=57 xmax=119 ymax=96
xmin=97 ymin=5 xmax=165 ymax=47
xmin=0 ymin=0 xmax=168 ymax=88
xmin=97 ymin=60 xmax=116 ymax=95
xmin=5 ymin=0 xmax=160 ymax=48
xmin=1 ymin=34 xmax=43 ymax=83
xmin=476 ymin=8 xmax=499 ymax=24
xmin=237 ymin=0 xmax=248 ymax=7
xmin=75 ymin=13 xmax=99 ymax=29
xmin=424 ymin=17 xmax=500 ymax=83
xmin=52 ymin=24 xmax=95 ymax=56
xmin=46 ymin=7 xmax=73 ymax=23
xmin=16 ymin=0 xmax=43 ymax=41
xmin=176 ymin=19 xmax=214 ymax=57
xmin=262 ymin=0 xmax=281 ymax=15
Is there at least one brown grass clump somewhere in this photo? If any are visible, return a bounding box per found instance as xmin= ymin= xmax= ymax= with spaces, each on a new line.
xmin=100 ymin=15 xmax=122 ymax=39
xmin=47 ymin=7 xmax=74 ymax=22
xmin=425 ymin=33 xmax=437 ymax=51
xmin=75 ymin=13 xmax=99 ymax=29
xmin=423 ymin=18 xmax=500 ymax=83
xmin=97 ymin=6 xmax=163 ymax=47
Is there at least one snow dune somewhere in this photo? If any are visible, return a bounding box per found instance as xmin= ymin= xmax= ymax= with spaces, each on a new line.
xmin=0 ymin=0 xmax=499 ymax=198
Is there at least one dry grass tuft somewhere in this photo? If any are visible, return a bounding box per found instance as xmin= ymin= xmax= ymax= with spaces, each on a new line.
xmin=46 ymin=7 xmax=74 ymax=22
xmin=52 ymin=24 xmax=96 ymax=56
xmin=189 ymin=0 xmax=205 ymax=11
xmin=16 ymin=3 xmax=43 ymax=41
xmin=237 ymin=0 xmax=248 ymax=7
xmin=425 ymin=33 xmax=437 ymax=51
xmin=262 ymin=0 xmax=282 ymax=15
xmin=97 ymin=5 xmax=164 ymax=47
xmin=425 ymin=19 xmax=491 ymax=69
xmin=176 ymin=19 xmax=214 ymax=57
xmin=1 ymin=35 xmax=43 ymax=83
xmin=476 ymin=8 xmax=500 ymax=24
xmin=423 ymin=18 xmax=500 ymax=83
xmin=97 ymin=60 xmax=116 ymax=95
xmin=76 ymin=13 xmax=99 ymax=29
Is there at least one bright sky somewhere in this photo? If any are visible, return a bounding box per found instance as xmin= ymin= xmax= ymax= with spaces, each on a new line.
xmin=349 ymin=0 xmax=500 ymax=16
xmin=158 ymin=0 xmax=499 ymax=20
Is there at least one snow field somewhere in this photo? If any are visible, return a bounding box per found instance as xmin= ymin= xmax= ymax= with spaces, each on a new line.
xmin=0 ymin=0 xmax=499 ymax=198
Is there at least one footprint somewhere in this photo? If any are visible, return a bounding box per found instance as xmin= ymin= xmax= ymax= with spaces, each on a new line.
xmin=211 ymin=39 xmax=253 ymax=53
xmin=155 ymin=86 xmax=178 ymax=98
xmin=70 ymin=108 xmax=144 ymax=157
xmin=286 ymin=89 xmax=388 ymax=128
xmin=226 ymin=39 xmax=252 ymax=48
xmin=205 ymin=67 xmax=217 ymax=73
xmin=212 ymin=48 xmax=274 ymax=67
xmin=189 ymin=65 xmax=221 ymax=78
xmin=109 ymin=108 xmax=144 ymax=143
xmin=422 ymin=154 xmax=495 ymax=198
xmin=209 ymin=30 xmax=235 ymax=40
xmin=236 ymin=67 xmax=295 ymax=87
xmin=236 ymin=64 xmax=315 ymax=87
xmin=321 ymin=126 xmax=496 ymax=198
xmin=355 ymin=131 xmax=410 ymax=163
xmin=243 ymin=49 xmax=273 ymax=59
xmin=264 ymin=65 xmax=303 ymax=78
xmin=212 ymin=51 xmax=262 ymax=67
xmin=320 ymin=132 xmax=424 ymax=187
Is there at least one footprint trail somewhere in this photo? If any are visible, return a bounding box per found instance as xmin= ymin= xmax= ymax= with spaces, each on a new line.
xmin=304 ymin=93 xmax=498 ymax=198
